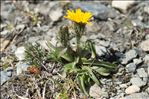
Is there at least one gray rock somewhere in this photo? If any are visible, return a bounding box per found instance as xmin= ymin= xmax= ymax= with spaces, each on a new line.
xmin=16 ymin=62 xmax=29 ymax=75
xmin=130 ymin=77 xmax=146 ymax=87
xmin=137 ymin=68 xmax=148 ymax=78
xmin=72 ymin=2 xmax=118 ymax=20
xmin=125 ymin=63 xmax=136 ymax=73
xmin=121 ymin=49 xmax=138 ymax=64
xmin=140 ymin=39 xmax=149 ymax=52
xmin=1 ymin=71 xmax=10 ymax=85
xmin=124 ymin=92 xmax=149 ymax=99
xmin=95 ymin=45 xmax=107 ymax=56
xmin=125 ymin=85 xmax=140 ymax=94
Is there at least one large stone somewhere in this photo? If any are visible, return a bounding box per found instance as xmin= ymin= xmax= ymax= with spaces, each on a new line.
xmin=125 ymin=85 xmax=140 ymax=94
xmin=72 ymin=2 xmax=118 ymax=20
xmin=140 ymin=39 xmax=149 ymax=52
xmin=15 ymin=46 xmax=25 ymax=61
xmin=112 ymin=0 xmax=135 ymax=12
xmin=89 ymin=84 xmax=102 ymax=99
xmin=121 ymin=49 xmax=138 ymax=64
xmin=137 ymin=68 xmax=148 ymax=78
xmin=130 ymin=77 xmax=146 ymax=87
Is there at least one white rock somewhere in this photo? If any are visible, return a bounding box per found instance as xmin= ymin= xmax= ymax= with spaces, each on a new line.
xmin=119 ymin=84 xmax=127 ymax=88
xmin=16 ymin=62 xmax=29 ymax=75
xmin=130 ymin=77 xmax=146 ymax=87
xmin=140 ymin=39 xmax=149 ymax=52
xmin=125 ymin=85 xmax=140 ymax=94
xmin=112 ymin=0 xmax=135 ymax=12
xmin=133 ymin=58 xmax=142 ymax=65
xmin=49 ymin=8 xmax=63 ymax=22
xmin=89 ymin=84 xmax=102 ymax=99
xmin=15 ymin=46 xmax=25 ymax=60
xmin=137 ymin=68 xmax=148 ymax=78
xmin=95 ymin=45 xmax=107 ymax=56
xmin=148 ymin=66 xmax=149 ymax=76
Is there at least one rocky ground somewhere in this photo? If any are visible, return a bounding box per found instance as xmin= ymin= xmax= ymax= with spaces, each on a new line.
xmin=0 ymin=0 xmax=149 ymax=99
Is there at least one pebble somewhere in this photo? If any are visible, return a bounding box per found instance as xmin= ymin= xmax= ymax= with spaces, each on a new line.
xmin=89 ymin=84 xmax=102 ymax=98
xmin=137 ymin=68 xmax=148 ymax=78
xmin=133 ymin=58 xmax=143 ymax=65
xmin=125 ymin=85 xmax=140 ymax=94
xmin=16 ymin=62 xmax=29 ymax=75
xmin=140 ymin=39 xmax=149 ymax=52
xmin=95 ymin=45 xmax=107 ymax=56
xmin=121 ymin=49 xmax=138 ymax=64
xmin=112 ymin=0 xmax=135 ymax=12
xmin=130 ymin=77 xmax=146 ymax=87
xmin=119 ymin=84 xmax=127 ymax=88
xmin=123 ymin=92 xmax=149 ymax=99
xmin=15 ymin=46 xmax=25 ymax=61
xmin=125 ymin=63 xmax=136 ymax=73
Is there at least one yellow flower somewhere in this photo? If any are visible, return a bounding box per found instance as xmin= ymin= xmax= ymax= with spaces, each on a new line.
xmin=64 ymin=8 xmax=92 ymax=25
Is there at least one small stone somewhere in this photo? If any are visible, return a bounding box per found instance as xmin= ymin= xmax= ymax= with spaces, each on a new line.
xmin=119 ymin=84 xmax=127 ymax=88
xmin=89 ymin=84 xmax=102 ymax=98
xmin=137 ymin=68 xmax=148 ymax=78
xmin=140 ymin=39 xmax=149 ymax=52
xmin=16 ymin=24 xmax=25 ymax=31
xmin=125 ymin=85 xmax=140 ymax=94
xmin=95 ymin=45 xmax=107 ymax=56
xmin=124 ymin=92 xmax=149 ymax=99
xmin=125 ymin=63 xmax=136 ymax=73
xmin=1 ymin=71 xmax=10 ymax=85
xmin=121 ymin=49 xmax=138 ymax=64
xmin=1 ymin=30 xmax=9 ymax=35
xmin=145 ymin=34 xmax=149 ymax=40
xmin=112 ymin=0 xmax=135 ymax=12
xmin=130 ymin=77 xmax=146 ymax=87
xmin=15 ymin=46 xmax=25 ymax=61
xmin=133 ymin=58 xmax=143 ymax=65
xmin=148 ymin=66 xmax=149 ymax=76
xmin=144 ymin=55 xmax=149 ymax=63
xmin=49 ymin=8 xmax=63 ymax=22
xmin=16 ymin=62 xmax=29 ymax=75
xmin=98 ymin=40 xmax=110 ymax=47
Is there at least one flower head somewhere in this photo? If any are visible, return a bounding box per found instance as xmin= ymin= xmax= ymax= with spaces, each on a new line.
xmin=64 ymin=8 xmax=92 ymax=25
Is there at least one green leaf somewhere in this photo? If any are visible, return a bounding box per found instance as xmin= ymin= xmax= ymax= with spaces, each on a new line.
xmin=92 ymin=66 xmax=110 ymax=76
xmin=76 ymin=75 xmax=89 ymax=96
xmin=83 ymin=66 xmax=100 ymax=85
xmin=63 ymin=62 xmax=77 ymax=73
